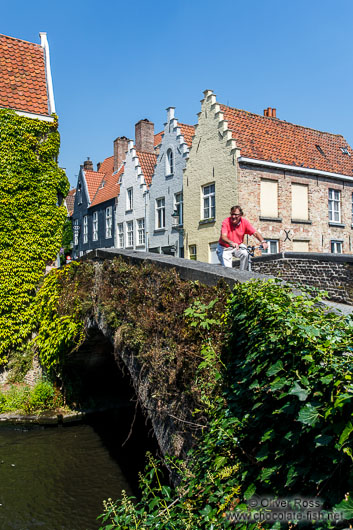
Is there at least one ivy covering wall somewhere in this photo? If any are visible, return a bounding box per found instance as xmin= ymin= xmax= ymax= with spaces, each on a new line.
xmin=0 ymin=109 xmax=69 ymax=363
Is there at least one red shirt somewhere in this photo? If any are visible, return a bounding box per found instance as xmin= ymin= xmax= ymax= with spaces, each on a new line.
xmin=219 ymin=217 xmax=256 ymax=247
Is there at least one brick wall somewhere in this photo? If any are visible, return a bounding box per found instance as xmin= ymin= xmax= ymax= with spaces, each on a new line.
xmin=252 ymin=252 xmax=353 ymax=304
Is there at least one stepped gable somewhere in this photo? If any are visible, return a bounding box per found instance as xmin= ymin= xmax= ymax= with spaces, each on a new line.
xmin=0 ymin=33 xmax=49 ymax=116
xmin=220 ymin=103 xmax=353 ymax=176
xmin=136 ymin=150 xmax=156 ymax=188
xmin=179 ymin=123 xmax=194 ymax=148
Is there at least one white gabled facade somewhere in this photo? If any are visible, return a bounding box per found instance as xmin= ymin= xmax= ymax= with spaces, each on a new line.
xmin=148 ymin=107 xmax=194 ymax=257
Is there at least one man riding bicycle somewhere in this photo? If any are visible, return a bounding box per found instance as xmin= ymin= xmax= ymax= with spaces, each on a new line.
xmin=216 ymin=205 xmax=268 ymax=270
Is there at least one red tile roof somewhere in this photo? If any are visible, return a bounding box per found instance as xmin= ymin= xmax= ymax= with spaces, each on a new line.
xmin=0 ymin=33 xmax=49 ymax=116
xmin=84 ymin=169 xmax=105 ymax=202
xmin=137 ymin=150 xmax=156 ymax=188
xmin=65 ymin=188 xmax=76 ymax=216
xmin=98 ymin=155 xmax=114 ymax=177
xmin=90 ymin=164 xmax=123 ymax=207
xmin=179 ymin=123 xmax=194 ymax=147
xmin=154 ymin=131 xmax=163 ymax=147
xmin=220 ymin=104 xmax=353 ymax=176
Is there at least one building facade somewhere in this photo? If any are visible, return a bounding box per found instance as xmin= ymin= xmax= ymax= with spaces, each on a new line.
xmin=183 ymin=90 xmax=353 ymax=263
xmin=148 ymin=107 xmax=194 ymax=257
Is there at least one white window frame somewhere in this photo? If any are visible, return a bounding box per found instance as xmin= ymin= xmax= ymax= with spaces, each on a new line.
xmin=329 ymin=189 xmax=341 ymax=223
xmin=92 ymin=211 xmax=98 ymax=241
xmin=174 ymin=192 xmax=183 ymax=226
xmin=166 ymin=148 xmax=174 ymax=176
xmin=156 ymin=197 xmax=166 ymax=229
xmin=261 ymin=239 xmax=279 ymax=254
xmin=117 ymin=223 xmax=124 ymax=248
xmin=331 ymin=240 xmax=343 ymax=254
xmin=105 ymin=206 xmax=112 ymax=238
xmin=202 ymin=183 xmax=215 ymax=220
xmin=127 ymin=188 xmax=133 ymax=211
xmin=189 ymin=245 xmax=197 ymax=261
xmin=126 ymin=220 xmax=134 ymax=247
xmin=74 ymin=219 xmax=79 ymax=246
xmin=83 ymin=215 xmax=88 ymax=244
xmin=137 ymin=218 xmax=145 ymax=246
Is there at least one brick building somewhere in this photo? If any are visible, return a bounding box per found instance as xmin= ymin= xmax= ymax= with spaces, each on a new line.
xmin=183 ymin=90 xmax=353 ymax=263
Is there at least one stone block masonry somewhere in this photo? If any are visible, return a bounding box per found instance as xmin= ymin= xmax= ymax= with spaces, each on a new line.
xmin=252 ymin=252 xmax=353 ymax=305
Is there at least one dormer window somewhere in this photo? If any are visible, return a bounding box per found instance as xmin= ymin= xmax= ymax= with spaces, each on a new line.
xmin=341 ymin=147 xmax=350 ymax=156
xmin=166 ymin=148 xmax=174 ymax=176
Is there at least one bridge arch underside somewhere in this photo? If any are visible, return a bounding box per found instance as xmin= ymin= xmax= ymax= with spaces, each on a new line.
xmin=60 ymin=326 xmax=160 ymax=491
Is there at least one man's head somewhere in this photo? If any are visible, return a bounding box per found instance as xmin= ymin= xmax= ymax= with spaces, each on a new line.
xmin=230 ymin=205 xmax=243 ymax=226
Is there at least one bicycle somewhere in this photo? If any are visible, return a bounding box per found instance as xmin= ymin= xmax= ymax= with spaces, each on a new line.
xmin=245 ymin=244 xmax=264 ymax=271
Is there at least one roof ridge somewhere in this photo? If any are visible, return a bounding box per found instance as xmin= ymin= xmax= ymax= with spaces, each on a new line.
xmin=220 ymin=103 xmax=345 ymax=139
xmin=0 ymin=33 xmax=42 ymax=47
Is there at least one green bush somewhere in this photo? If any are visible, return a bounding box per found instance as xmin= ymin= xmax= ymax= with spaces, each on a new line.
xmin=0 ymin=380 xmax=60 ymax=413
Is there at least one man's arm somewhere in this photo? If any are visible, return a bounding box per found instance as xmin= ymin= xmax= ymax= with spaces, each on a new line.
xmin=253 ymin=230 xmax=268 ymax=250
xmin=221 ymin=232 xmax=239 ymax=250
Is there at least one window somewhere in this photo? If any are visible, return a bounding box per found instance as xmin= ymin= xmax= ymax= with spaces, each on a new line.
xmin=293 ymin=240 xmax=309 ymax=252
xmin=291 ymin=184 xmax=308 ymax=220
xmin=105 ymin=206 xmax=112 ymax=238
xmin=351 ymin=193 xmax=353 ymax=225
xmin=156 ymin=197 xmax=166 ymax=229
xmin=260 ymin=179 xmax=278 ymax=217
xmin=126 ymin=221 xmax=134 ymax=247
xmin=331 ymin=240 xmax=343 ymax=254
xmin=202 ymin=183 xmax=215 ymax=219
xmin=127 ymin=188 xmax=133 ymax=211
xmin=328 ymin=189 xmax=341 ymax=223
xmin=174 ymin=192 xmax=183 ymax=226
xmin=117 ymin=223 xmax=124 ymax=248
xmin=137 ymin=218 xmax=145 ymax=246
xmin=92 ymin=211 xmax=98 ymax=241
xmin=261 ymin=239 xmax=279 ymax=254
xmin=189 ymin=245 xmax=197 ymax=261
xmin=83 ymin=215 xmax=88 ymax=244
xmin=77 ymin=183 xmax=82 ymax=205
xmin=73 ymin=219 xmax=79 ymax=246
xmin=166 ymin=148 xmax=174 ymax=175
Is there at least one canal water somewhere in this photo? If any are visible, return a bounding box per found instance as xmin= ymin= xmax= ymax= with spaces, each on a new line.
xmin=0 ymin=409 xmax=157 ymax=530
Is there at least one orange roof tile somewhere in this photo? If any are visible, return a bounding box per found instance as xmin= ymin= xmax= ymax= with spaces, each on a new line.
xmin=137 ymin=150 xmax=156 ymax=188
xmin=154 ymin=131 xmax=163 ymax=147
xmin=179 ymin=123 xmax=195 ymax=148
xmin=90 ymin=165 xmax=123 ymax=207
xmin=65 ymin=188 xmax=76 ymax=216
xmin=0 ymin=33 xmax=49 ymax=116
xmin=220 ymin=104 xmax=353 ymax=176
xmin=98 ymin=155 xmax=114 ymax=177
xmin=84 ymin=169 xmax=105 ymax=202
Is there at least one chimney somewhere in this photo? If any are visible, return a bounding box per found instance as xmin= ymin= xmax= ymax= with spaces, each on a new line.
xmin=83 ymin=157 xmax=93 ymax=171
xmin=264 ymin=107 xmax=276 ymax=118
xmin=113 ymin=136 xmax=129 ymax=172
xmin=135 ymin=119 xmax=154 ymax=153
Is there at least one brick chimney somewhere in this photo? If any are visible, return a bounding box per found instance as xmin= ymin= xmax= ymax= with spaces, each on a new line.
xmin=83 ymin=157 xmax=93 ymax=171
xmin=135 ymin=119 xmax=154 ymax=153
xmin=264 ymin=107 xmax=277 ymax=118
xmin=113 ymin=136 xmax=129 ymax=172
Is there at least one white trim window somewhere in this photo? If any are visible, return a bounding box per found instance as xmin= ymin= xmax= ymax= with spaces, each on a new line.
xmin=127 ymin=188 xmax=133 ymax=211
xmin=126 ymin=220 xmax=134 ymax=247
xmin=137 ymin=218 xmax=145 ymax=246
xmin=166 ymin=148 xmax=174 ymax=175
xmin=92 ymin=211 xmax=98 ymax=241
xmin=261 ymin=239 xmax=279 ymax=254
xmin=105 ymin=206 xmax=112 ymax=238
xmin=83 ymin=215 xmax=88 ymax=244
xmin=331 ymin=240 xmax=343 ymax=254
xmin=117 ymin=223 xmax=124 ymax=248
xmin=202 ymin=183 xmax=215 ymax=220
xmin=156 ymin=197 xmax=166 ymax=229
xmin=189 ymin=245 xmax=197 ymax=261
xmin=73 ymin=219 xmax=79 ymax=246
xmin=174 ymin=192 xmax=183 ymax=226
xmin=328 ymin=189 xmax=341 ymax=223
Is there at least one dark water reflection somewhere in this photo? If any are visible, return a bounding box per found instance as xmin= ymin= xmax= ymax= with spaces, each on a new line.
xmin=0 ymin=420 xmax=134 ymax=530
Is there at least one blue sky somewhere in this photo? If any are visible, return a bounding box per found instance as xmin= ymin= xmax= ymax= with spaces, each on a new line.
xmin=3 ymin=0 xmax=353 ymax=187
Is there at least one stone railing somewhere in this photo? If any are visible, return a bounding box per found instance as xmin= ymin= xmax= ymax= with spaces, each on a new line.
xmin=251 ymin=252 xmax=353 ymax=305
